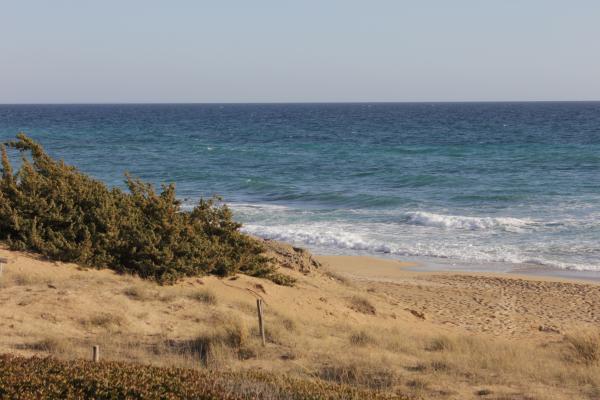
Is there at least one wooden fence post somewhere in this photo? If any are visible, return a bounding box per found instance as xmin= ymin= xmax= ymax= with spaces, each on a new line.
xmin=93 ymin=345 xmax=100 ymax=362
xmin=0 ymin=257 xmax=7 ymax=277
xmin=256 ymin=299 xmax=266 ymax=346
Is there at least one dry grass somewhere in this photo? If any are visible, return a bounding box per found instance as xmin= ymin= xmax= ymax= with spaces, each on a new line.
xmin=81 ymin=312 xmax=126 ymax=330
xmin=1 ymin=271 xmax=50 ymax=287
xmin=281 ymin=317 xmax=296 ymax=331
xmin=405 ymin=377 xmax=429 ymax=392
xmin=322 ymin=269 xmax=352 ymax=285
xmin=348 ymin=295 xmax=377 ymax=315
xmin=16 ymin=337 xmax=69 ymax=354
xmin=318 ymin=359 xmax=397 ymax=391
xmin=350 ymin=330 xmax=376 ymax=346
xmin=188 ymin=289 xmax=218 ymax=305
xmin=123 ymin=285 xmax=155 ymax=301
xmin=565 ymin=331 xmax=600 ymax=365
xmin=426 ymin=335 xmax=456 ymax=352
xmin=270 ymin=310 xmax=296 ymax=332
xmin=181 ymin=319 xmax=253 ymax=367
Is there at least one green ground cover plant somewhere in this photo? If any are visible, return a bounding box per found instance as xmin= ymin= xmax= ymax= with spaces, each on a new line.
xmin=0 ymin=355 xmax=405 ymax=400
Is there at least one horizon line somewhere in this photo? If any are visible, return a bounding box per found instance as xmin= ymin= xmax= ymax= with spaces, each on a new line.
xmin=1 ymin=100 xmax=600 ymax=106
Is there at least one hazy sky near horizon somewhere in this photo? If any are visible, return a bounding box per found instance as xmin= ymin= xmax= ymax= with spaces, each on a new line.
xmin=1 ymin=1 xmax=599 ymax=103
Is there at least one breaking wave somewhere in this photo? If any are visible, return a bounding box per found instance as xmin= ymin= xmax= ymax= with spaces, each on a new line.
xmin=403 ymin=211 xmax=535 ymax=232
xmin=241 ymin=221 xmax=600 ymax=272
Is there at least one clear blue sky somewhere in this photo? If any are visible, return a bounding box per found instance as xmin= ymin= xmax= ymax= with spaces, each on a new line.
xmin=1 ymin=0 xmax=599 ymax=103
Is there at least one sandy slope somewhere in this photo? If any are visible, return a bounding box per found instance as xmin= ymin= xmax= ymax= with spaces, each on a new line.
xmin=318 ymin=255 xmax=600 ymax=338
xmin=1 ymin=245 xmax=599 ymax=399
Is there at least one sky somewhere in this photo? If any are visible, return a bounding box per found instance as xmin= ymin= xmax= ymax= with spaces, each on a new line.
xmin=1 ymin=0 xmax=599 ymax=103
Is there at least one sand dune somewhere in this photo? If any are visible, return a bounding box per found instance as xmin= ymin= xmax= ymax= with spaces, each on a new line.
xmin=1 ymin=245 xmax=599 ymax=399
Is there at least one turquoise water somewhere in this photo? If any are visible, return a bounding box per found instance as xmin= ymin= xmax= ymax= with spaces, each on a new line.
xmin=1 ymin=102 xmax=600 ymax=273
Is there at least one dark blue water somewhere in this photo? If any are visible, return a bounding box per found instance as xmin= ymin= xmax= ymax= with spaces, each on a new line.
xmin=1 ymin=103 xmax=600 ymax=272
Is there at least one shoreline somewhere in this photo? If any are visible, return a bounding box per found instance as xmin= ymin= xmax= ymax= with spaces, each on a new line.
xmin=405 ymin=259 xmax=600 ymax=284
xmin=315 ymin=254 xmax=600 ymax=286
xmin=317 ymin=254 xmax=600 ymax=341
xmin=312 ymin=251 xmax=600 ymax=284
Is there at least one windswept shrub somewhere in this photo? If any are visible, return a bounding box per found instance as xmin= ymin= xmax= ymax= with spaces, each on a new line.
xmin=0 ymin=133 xmax=293 ymax=285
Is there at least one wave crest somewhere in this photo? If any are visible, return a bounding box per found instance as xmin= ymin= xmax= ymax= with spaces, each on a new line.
xmin=404 ymin=211 xmax=533 ymax=232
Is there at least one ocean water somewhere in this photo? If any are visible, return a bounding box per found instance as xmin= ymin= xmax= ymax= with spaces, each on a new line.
xmin=1 ymin=102 xmax=600 ymax=275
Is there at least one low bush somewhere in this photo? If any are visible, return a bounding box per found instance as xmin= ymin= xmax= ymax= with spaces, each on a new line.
xmin=0 ymin=355 xmax=407 ymax=399
xmin=0 ymin=133 xmax=292 ymax=285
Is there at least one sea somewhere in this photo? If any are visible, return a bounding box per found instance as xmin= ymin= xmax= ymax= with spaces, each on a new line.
xmin=1 ymin=102 xmax=600 ymax=278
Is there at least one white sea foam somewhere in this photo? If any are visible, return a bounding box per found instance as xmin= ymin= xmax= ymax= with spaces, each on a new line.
xmin=186 ymin=200 xmax=600 ymax=272
xmin=230 ymin=203 xmax=291 ymax=212
xmin=181 ymin=201 xmax=291 ymax=213
xmin=242 ymin=222 xmax=600 ymax=272
xmin=243 ymin=224 xmax=378 ymax=251
xmin=233 ymin=205 xmax=536 ymax=231
xmin=404 ymin=211 xmax=534 ymax=232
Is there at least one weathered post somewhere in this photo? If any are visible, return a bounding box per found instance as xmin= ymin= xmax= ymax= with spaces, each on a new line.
xmin=256 ymin=299 xmax=266 ymax=346
xmin=93 ymin=345 xmax=100 ymax=362
xmin=0 ymin=257 xmax=7 ymax=277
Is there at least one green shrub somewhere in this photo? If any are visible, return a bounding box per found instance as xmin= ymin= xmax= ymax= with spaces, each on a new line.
xmin=0 ymin=133 xmax=293 ymax=285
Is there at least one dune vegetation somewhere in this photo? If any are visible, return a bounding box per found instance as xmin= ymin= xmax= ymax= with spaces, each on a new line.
xmin=0 ymin=354 xmax=406 ymax=400
xmin=0 ymin=133 xmax=291 ymax=285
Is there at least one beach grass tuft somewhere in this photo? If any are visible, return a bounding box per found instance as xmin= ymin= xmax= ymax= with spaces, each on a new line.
xmin=188 ymin=289 xmax=218 ymax=305
xmin=349 ymin=295 xmax=377 ymax=315
xmin=565 ymin=331 xmax=600 ymax=365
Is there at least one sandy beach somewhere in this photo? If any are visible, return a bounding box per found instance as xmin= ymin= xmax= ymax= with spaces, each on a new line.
xmin=2 ymin=243 xmax=599 ymax=399
xmin=318 ymin=255 xmax=600 ymax=339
